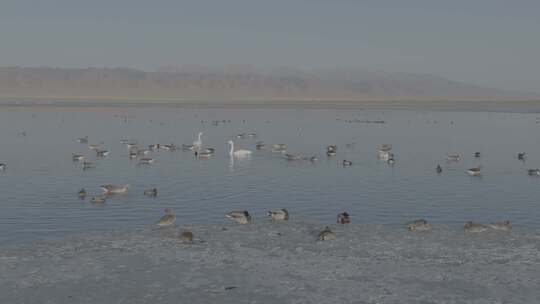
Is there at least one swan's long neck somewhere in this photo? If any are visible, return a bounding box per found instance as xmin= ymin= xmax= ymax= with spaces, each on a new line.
xmin=229 ymin=142 xmax=234 ymax=155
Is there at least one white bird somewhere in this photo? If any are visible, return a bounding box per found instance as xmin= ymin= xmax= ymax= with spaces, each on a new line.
xmin=228 ymin=140 xmax=252 ymax=157
xmin=193 ymin=132 xmax=203 ymax=150
xmin=467 ymin=166 xmax=481 ymax=176
xmin=101 ymin=184 xmax=129 ymax=194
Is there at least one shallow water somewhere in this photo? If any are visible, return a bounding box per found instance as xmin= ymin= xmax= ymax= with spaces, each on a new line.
xmin=1 ymin=104 xmax=540 ymax=245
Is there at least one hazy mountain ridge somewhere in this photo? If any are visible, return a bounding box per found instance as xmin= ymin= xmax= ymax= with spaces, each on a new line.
xmin=0 ymin=66 xmax=533 ymax=101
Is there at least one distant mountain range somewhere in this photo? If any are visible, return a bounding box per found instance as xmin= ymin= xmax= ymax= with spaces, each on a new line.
xmin=0 ymin=66 xmax=535 ymax=102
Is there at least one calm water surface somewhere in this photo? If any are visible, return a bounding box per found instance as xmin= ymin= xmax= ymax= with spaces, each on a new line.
xmin=1 ymin=104 xmax=540 ymax=245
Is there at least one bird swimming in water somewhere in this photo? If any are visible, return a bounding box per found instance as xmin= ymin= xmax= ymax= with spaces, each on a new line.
xmin=72 ymin=154 xmax=85 ymax=161
xmin=256 ymin=142 xmax=266 ymax=150
xmin=528 ymin=169 xmax=540 ymax=176
xmin=268 ymin=209 xmax=289 ymax=221
xmin=96 ymin=150 xmax=110 ymax=157
xmin=228 ymin=141 xmax=252 ymax=157
xmin=0 ymin=163 xmax=6 ymax=171
xmin=90 ymin=195 xmax=106 ymax=204
xmin=447 ymin=154 xmax=461 ymax=161
xmin=144 ymin=188 xmax=158 ymax=197
xmin=326 ymin=145 xmax=337 ymax=156
xmin=225 ymin=210 xmax=253 ymax=224
xmin=406 ymin=219 xmax=432 ymax=231
xmin=78 ymin=188 xmax=87 ymax=199
xmin=101 ymin=184 xmax=129 ymax=194
xmin=337 ymin=212 xmax=350 ymax=224
xmin=318 ymin=226 xmax=336 ymax=241
xmin=138 ymin=157 xmax=155 ymax=165
xmin=387 ymin=157 xmax=396 ymax=165
xmin=474 ymin=152 xmax=481 ymax=158
xmin=379 ymin=144 xmax=392 ymax=152
xmin=82 ymin=161 xmax=95 ymax=170
xmin=271 ymin=144 xmax=287 ymax=152
xmin=179 ymin=230 xmax=194 ymax=243
xmin=467 ymin=166 xmax=482 ymax=176
xmin=156 ymin=208 xmax=176 ymax=226
xmin=343 ymin=160 xmax=352 ymax=167
xmin=76 ymin=136 xmax=88 ymax=144
xmin=464 ymin=221 xmax=489 ymax=233
xmin=518 ymin=152 xmax=526 ymax=161
xmin=436 ymin=164 xmax=443 ymax=174
xmin=488 ymin=220 xmax=512 ymax=231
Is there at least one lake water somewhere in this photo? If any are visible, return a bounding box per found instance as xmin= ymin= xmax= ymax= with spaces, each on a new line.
xmin=1 ymin=103 xmax=540 ymax=245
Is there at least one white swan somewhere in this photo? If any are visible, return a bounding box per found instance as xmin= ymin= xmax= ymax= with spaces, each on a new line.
xmin=228 ymin=140 xmax=252 ymax=157
xmin=193 ymin=132 xmax=203 ymax=150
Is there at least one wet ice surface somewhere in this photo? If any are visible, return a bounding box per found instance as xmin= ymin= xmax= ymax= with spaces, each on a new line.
xmin=2 ymin=222 xmax=540 ymax=304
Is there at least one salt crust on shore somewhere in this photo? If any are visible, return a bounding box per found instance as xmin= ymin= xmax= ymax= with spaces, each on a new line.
xmin=1 ymin=222 xmax=540 ymax=303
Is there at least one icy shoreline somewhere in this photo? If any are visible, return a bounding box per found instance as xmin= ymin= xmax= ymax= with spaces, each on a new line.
xmin=2 ymin=222 xmax=540 ymax=303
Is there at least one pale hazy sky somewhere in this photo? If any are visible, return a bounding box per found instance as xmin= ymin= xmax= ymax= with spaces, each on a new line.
xmin=1 ymin=0 xmax=539 ymax=92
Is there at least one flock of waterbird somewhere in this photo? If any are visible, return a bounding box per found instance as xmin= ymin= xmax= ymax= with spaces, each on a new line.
xmin=18 ymin=130 xmax=526 ymax=243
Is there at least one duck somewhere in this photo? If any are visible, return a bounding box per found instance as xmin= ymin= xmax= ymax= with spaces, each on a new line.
xmin=125 ymin=143 xmax=138 ymax=150
xmin=488 ymin=220 xmax=512 ymax=231
xmin=78 ymin=188 xmax=87 ymax=199
xmin=0 ymin=163 xmax=5 ymax=171
xmin=326 ymin=145 xmax=337 ymax=156
xmin=90 ymin=195 xmax=106 ymax=204
xmin=179 ymin=230 xmax=194 ymax=243
xmin=148 ymin=144 xmax=160 ymax=151
xmin=387 ymin=157 xmax=396 ymax=165
xmin=406 ymin=219 xmax=432 ymax=231
xmin=256 ymin=142 xmax=266 ymax=150
xmin=72 ymin=154 xmax=85 ymax=161
xmin=447 ymin=154 xmax=461 ymax=161
xmin=88 ymin=144 xmax=102 ymax=151
xmin=283 ymin=153 xmax=303 ymax=161
xmin=467 ymin=166 xmax=482 ymax=176
xmin=129 ymin=152 xmax=138 ymax=159
xmin=268 ymin=209 xmax=289 ymax=221
xmin=318 ymin=226 xmax=336 ymax=241
xmin=138 ymin=157 xmax=155 ymax=165
xmin=378 ymin=150 xmax=391 ymax=161
xmin=136 ymin=149 xmax=151 ymax=156
xmin=76 ymin=136 xmax=88 ymax=144
xmin=474 ymin=152 xmax=481 ymax=158
xmin=143 ymin=188 xmax=158 ymax=197
xmin=195 ymin=150 xmax=214 ymax=159
xmin=101 ymin=184 xmax=129 ymax=194
xmin=436 ymin=164 xmax=443 ymax=174
xmin=161 ymin=144 xmax=176 ymax=151
xmin=518 ymin=152 xmax=526 ymax=161
xmin=271 ymin=144 xmax=287 ymax=152
xmin=379 ymin=144 xmax=392 ymax=152
xmin=464 ymin=221 xmax=489 ymax=233
xmin=528 ymin=169 xmax=540 ymax=176
xmin=225 ymin=210 xmax=253 ymax=224
xmin=342 ymin=160 xmax=352 ymax=167
xmin=156 ymin=208 xmax=176 ymax=226
xmin=96 ymin=150 xmax=110 ymax=157
xmin=228 ymin=140 xmax=252 ymax=158
xmin=82 ymin=161 xmax=95 ymax=170
xmin=337 ymin=212 xmax=350 ymax=224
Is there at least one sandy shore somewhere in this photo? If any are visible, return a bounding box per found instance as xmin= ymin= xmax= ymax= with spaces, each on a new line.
xmin=1 ymin=222 xmax=540 ymax=303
